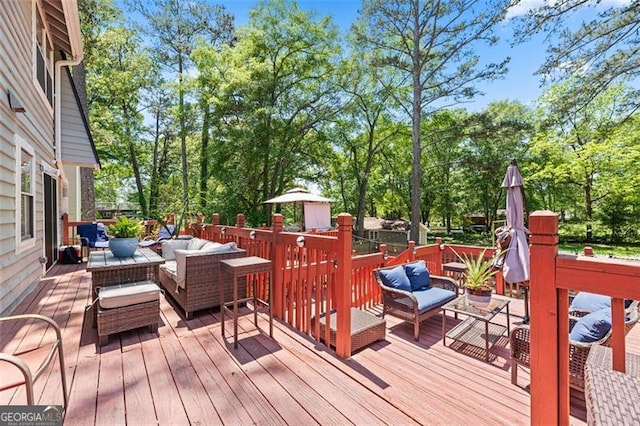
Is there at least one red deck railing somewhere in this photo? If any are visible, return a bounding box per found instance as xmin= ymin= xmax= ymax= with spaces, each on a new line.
xmin=196 ymin=213 xmax=518 ymax=357
xmin=64 ymin=210 xmax=640 ymax=421
xmin=529 ymin=211 xmax=640 ymax=425
xmin=61 ymin=214 xmax=163 ymax=245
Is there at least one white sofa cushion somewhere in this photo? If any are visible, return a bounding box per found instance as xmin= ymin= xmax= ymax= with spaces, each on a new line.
xmin=187 ymin=238 xmax=209 ymax=251
xmin=98 ymin=281 xmax=161 ymax=309
xmin=172 ymin=242 xmax=241 ymax=290
xmin=162 ymin=239 xmax=190 ymax=261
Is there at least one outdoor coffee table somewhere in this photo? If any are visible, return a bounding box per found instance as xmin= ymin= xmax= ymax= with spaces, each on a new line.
xmin=441 ymin=294 xmax=510 ymax=362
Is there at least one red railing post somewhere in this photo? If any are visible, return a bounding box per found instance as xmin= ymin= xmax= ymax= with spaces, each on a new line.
xmin=435 ymin=238 xmax=443 ymax=273
xmin=62 ymin=213 xmax=70 ymax=245
xmin=271 ymin=214 xmax=284 ymax=319
xmin=212 ymin=213 xmax=220 ymax=226
xmin=408 ymin=241 xmax=416 ymax=262
xmin=529 ymin=211 xmax=565 ymax=425
xmin=335 ymin=213 xmax=352 ymax=358
xmin=495 ymin=271 xmax=505 ymax=295
xmin=379 ymin=244 xmax=388 ymax=266
xmin=236 ymin=213 xmax=245 ymax=228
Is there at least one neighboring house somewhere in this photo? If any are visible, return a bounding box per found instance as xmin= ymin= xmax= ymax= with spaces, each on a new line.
xmin=1 ymin=1 xmax=98 ymax=314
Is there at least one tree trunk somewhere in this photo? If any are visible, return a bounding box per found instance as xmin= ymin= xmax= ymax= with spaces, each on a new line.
xmin=178 ymin=57 xmax=189 ymax=218
xmin=200 ymin=103 xmax=210 ymax=211
xmin=584 ymin=177 xmax=593 ymax=242
xmin=148 ymin=106 xmax=162 ymax=218
xmin=124 ymin=113 xmax=148 ymax=218
xmin=409 ymin=1 xmax=422 ymax=243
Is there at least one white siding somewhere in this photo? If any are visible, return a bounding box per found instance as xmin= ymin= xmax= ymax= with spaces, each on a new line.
xmin=64 ymin=164 xmax=80 ymax=221
xmin=0 ymin=1 xmax=78 ymax=314
xmin=60 ymin=69 xmax=98 ymax=167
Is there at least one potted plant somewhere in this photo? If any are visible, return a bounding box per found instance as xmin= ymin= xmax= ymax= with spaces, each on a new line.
xmin=107 ymin=216 xmax=143 ymax=258
xmin=456 ymin=249 xmax=504 ymax=308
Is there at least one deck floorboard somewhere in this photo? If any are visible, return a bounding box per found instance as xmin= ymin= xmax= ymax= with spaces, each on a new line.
xmin=4 ymin=263 xmax=638 ymax=425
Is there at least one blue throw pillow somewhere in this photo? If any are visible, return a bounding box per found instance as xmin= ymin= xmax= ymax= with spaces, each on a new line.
xmin=404 ymin=260 xmax=431 ymax=291
xmin=570 ymin=292 xmax=611 ymax=312
xmin=569 ymin=308 xmax=612 ymax=343
xmin=378 ymin=265 xmax=411 ymax=292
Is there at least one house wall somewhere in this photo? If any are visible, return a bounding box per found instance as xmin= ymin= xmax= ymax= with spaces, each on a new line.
xmin=0 ymin=1 xmax=58 ymax=314
xmin=64 ymin=164 xmax=80 ymax=221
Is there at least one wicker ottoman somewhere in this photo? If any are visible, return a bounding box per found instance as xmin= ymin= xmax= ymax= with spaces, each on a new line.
xmin=97 ymin=281 xmax=161 ymax=346
xmin=313 ymin=308 xmax=386 ymax=352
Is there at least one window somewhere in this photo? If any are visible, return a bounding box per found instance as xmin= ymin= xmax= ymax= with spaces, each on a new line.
xmin=16 ymin=135 xmax=36 ymax=251
xmin=32 ymin=0 xmax=53 ymax=108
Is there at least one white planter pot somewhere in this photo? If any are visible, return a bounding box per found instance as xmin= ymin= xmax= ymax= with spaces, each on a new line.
xmin=466 ymin=288 xmax=492 ymax=309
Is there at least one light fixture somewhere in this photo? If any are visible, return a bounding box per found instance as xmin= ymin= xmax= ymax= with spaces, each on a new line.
xmin=333 ymin=259 xmax=338 ymax=268
xmin=296 ymin=235 xmax=305 ymax=248
xmin=382 ymin=251 xmax=389 ymax=261
xmin=220 ymin=226 xmax=226 ymax=235
xmin=8 ymin=90 xmax=26 ymax=113
xmin=249 ymin=230 xmax=256 ymax=239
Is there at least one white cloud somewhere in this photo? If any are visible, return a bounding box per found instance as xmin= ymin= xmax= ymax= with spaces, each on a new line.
xmin=505 ymin=0 xmax=632 ymax=20
xmin=505 ymin=0 xmax=547 ymax=20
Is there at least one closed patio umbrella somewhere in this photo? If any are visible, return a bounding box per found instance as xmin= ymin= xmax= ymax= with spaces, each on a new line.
xmin=501 ymin=160 xmax=530 ymax=322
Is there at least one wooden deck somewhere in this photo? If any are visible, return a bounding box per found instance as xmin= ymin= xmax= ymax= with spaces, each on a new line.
xmin=3 ymin=263 xmax=638 ymax=425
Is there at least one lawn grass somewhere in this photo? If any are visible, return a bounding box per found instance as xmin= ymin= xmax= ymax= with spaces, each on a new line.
xmin=430 ymin=231 xmax=640 ymax=260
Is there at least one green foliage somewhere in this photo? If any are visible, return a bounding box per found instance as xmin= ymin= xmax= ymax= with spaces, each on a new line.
xmin=192 ymin=0 xmax=341 ymax=225
xmin=451 ymin=248 xmax=500 ymax=292
xmin=355 ymin=0 xmax=512 ymax=241
xmin=514 ymin=1 xmax=640 ymax=109
xmin=108 ymin=216 xmax=143 ymax=238
xmin=80 ymin=0 xmax=640 ymax=249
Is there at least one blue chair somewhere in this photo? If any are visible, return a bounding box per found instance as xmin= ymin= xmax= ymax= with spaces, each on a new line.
xmin=77 ymin=223 xmax=109 ymax=258
xmin=139 ymin=224 xmax=175 ymax=249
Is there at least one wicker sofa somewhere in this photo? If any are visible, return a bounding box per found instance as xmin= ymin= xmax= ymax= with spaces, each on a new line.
xmin=373 ymin=260 xmax=458 ymax=341
xmin=159 ymin=238 xmax=247 ymax=319
xmin=510 ymin=299 xmax=639 ymax=392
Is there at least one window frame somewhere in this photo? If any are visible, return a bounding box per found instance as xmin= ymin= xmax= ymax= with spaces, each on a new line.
xmin=15 ymin=135 xmax=36 ymax=253
xmin=32 ymin=0 xmax=54 ymax=112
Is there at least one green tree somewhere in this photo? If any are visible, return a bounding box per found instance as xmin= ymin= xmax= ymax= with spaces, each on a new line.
xmin=461 ymin=101 xmax=533 ymax=228
xmin=128 ymin=0 xmax=235 ymax=220
xmin=85 ymin=25 xmax=156 ymax=217
xmin=515 ymin=1 xmax=640 ymax=107
xmin=193 ymin=0 xmax=341 ymax=225
xmin=355 ymin=0 xmax=511 ymax=242
xmin=535 ymin=81 xmax=639 ymax=241
xmin=421 ymin=110 xmax=467 ymax=232
xmin=332 ymin=51 xmax=404 ymax=236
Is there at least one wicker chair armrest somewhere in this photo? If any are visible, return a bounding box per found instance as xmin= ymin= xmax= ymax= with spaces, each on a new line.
xmin=430 ymin=275 xmax=459 ymax=293
xmin=379 ymin=284 xmax=416 ymax=301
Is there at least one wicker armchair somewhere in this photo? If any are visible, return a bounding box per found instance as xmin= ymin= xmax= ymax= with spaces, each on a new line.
xmin=374 ymin=263 xmax=458 ymax=341
xmin=510 ymin=303 xmax=639 ymax=392
xmin=159 ymin=242 xmax=247 ymax=319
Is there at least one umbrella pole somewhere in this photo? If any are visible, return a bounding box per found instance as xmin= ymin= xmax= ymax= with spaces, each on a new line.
xmin=522 ymin=281 xmax=530 ymax=324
